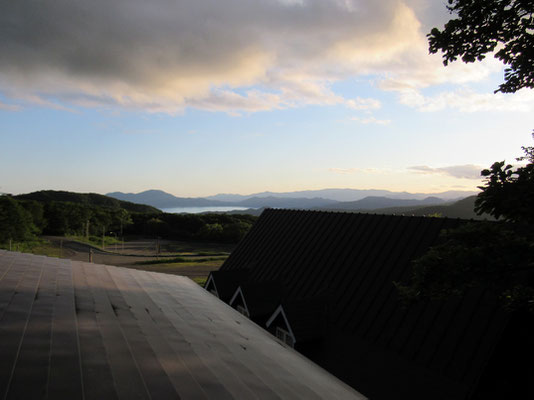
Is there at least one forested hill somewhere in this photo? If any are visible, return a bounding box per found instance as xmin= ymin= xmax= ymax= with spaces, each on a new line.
xmin=15 ymin=190 xmax=160 ymax=214
xmin=1 ymin=191 xmax=257 ymax=245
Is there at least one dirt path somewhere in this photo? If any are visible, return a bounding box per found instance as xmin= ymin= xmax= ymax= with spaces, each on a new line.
xmin=44 ymin=237 xmax=232 ymax=280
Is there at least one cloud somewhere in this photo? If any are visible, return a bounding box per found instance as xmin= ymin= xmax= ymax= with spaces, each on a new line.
xmin=346 ymin=97 xmax=382 ymax=110
xmin=2 ymin=0 xmax=517 ymax=115
xmin=329 ymin=167 xmax=390 ymax=175
xmin=0 ymin=100 xmax=20 ymax=111
xmin=350 ymin=116 xmax=391 ymax=125
xmin=0 ymin=0 xmax=461 ymax=114
xmin=396 ymin=88 xmax=534 ymax=113
xmin=408 ymin=164 xmax=484 ymax=179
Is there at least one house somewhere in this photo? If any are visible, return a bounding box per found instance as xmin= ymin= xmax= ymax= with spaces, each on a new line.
xmin=0 ymin=249 xmax=365 ymax=399
xmin=206 ymin=209 xmax=534 ymax=399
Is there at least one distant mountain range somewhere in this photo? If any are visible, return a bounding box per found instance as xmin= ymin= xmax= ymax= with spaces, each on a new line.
xmin=106 ymin=188 xmax=478 ymax=212
xmin=204 ymin=188 xmax=476 ymax=202
xmin=106 ymin=190 xmax=219 ymax=209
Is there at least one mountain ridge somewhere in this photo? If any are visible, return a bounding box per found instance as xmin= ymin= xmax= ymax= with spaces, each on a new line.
xmin=106 ymin=188 xmax=477 ymax=211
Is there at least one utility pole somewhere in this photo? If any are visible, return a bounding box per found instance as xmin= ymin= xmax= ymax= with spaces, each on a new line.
xmin=102 ymin=226 xmax=105 ymax=249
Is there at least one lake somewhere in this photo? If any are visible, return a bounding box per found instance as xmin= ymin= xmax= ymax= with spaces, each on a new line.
xmin=162 ymin=206 xmax=252 ymax=214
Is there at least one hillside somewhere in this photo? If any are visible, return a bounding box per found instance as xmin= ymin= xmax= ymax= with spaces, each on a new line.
xmin=16 ymin=190 xmax=161 ymax=213
xmin=368 ymin=196 xmax=495 ymax=220
xmin=318 ymin=196 xmax=447 ymax=211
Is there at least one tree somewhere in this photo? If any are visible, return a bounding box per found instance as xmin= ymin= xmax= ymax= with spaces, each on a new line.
xmin=428 ymin=0 xmax=534 ymax=93
xmin=475 ymin=137 xmax=534 ymax=224
xmin=397 ymin=143 xmax=534 ymax=312
xmin=400 ymin=2 xmax=534 ymax=309
xmin=0 ymin=196 xmax=36 ymax=243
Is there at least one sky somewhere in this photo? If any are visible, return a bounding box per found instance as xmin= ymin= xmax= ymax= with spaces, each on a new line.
xmin=1 ymin=0 xmax=533 ymax=198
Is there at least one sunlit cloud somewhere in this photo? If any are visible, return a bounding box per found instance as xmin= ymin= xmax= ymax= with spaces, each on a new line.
xmin=397 ymin=88 xmax=534 ymax=113
xmin=0 ymin=0 xmax=516 ymax=115
xmin=0 ymin=0 xmax=482 ymax=115
xmin=408 ymin=164 xmax=484 ymax=180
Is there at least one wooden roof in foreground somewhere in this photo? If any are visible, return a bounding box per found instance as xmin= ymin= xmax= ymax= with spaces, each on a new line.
xmin=210 ymin=209 xmax=532 ymax=399
xmin=0 ymin=250 xmax=365 ymax=400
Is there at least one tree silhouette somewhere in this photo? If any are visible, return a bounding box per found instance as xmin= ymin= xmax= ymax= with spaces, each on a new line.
xmin=428 ymin=0 xmax=534 ymax=93
xmin=398 ymin=2 xmax=534 ymax=312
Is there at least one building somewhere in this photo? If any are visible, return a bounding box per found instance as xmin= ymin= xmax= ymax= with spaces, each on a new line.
xmin=0 ymin=249 xmax=365 ymax=399
xmin=206 ymin=209 xmax=534 ymax=399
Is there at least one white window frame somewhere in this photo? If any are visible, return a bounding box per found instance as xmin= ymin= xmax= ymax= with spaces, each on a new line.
xmin=275 ymin=326 xmax=295 ymax=347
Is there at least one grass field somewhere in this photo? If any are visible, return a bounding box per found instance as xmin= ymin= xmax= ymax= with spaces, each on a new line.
xmin=0 ymin=239 xmax=61 ymax=258
xmin=127 ymin=257 xmax=227 ymax=280
xmin=1 ymin=236 xmax=230 ymax=286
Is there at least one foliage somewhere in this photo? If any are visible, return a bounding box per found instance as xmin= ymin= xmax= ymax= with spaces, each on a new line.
xmin=475 ymin=139 xmax=534 ymax=224
xmin=396 ymin=222 xmax=533 ymax=311
xmin=0 ymin=196 xmax=37 ymax=242
xmin=15 ymin=190 xmax=160 ymax=214
xmin=2 ymin=191 xmax=256 ymax=245
xmin=398 ymin=143 xmax=534 ymax=312
xmin=68 ymin=235 xmax=122 ymax=248
xmin=428 ymin=0 xmax=534 ymax=93
xmin=0 ymin=237 xmax=62 ymax=257
xmin=192 ymin=276 xmax=208 ymax=286
xmin=400 ymin=0 xmax=534 ymax=313
xmin=129 ymin=212 xmax=256 ymax=243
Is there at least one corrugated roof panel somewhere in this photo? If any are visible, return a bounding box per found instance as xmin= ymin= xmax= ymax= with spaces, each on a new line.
xmin=285 ymin=211 xmax=337 ymax=298
xmin=0 ymin=255 xmax=44 ymax=396
xmin=308 ymin=213 xmax=366 ymax=299
xmin=428 ymin=289 xmax=483 ymax=375
xmin=365 ymin=218 xmax=457 ymax=349
xmin=5 ymin=258 xmax=57 ymax=399
xmin=276 ymin=210 xmax=326 ymax=289
xmin=322 ymin=213 xmax=376 ymax=293
xmin=71 ymin=262 xmax=119 ymax=400
xmin=443 ymin=291 xmax=496 ymax=382
xmin=357 ymin=217 xmax=427 ymax=341
xmin=292 ymin=211 xmax=352 ymax=299
xmin=253 ymin=209 xmax=305 ymax=283
xmin=233 ymin=208 xmax=279 ymax=271
xmin=334 ymin=214 xmax=402 ymax=329
xmin=412 ymin=297 xmax=463 ymax=368
xmin=365 ymin=218 xmax=447 ymax=346
xmin=348 ymin=216 xmax=417 ymax=337
xmin=46 ymin=259 xmax=84 ymax=400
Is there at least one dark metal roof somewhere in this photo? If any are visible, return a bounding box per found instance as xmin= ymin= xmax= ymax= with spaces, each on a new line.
xmin=213 ymin=209 xmax=523 ymax=399
xmin=0 ymin=249 xmax=365 ymax=399
xmin=231 ymin=281 xmax=286 ymax=324
xmin=205 ymin=269 xmax=249 ymax=302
